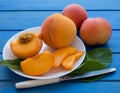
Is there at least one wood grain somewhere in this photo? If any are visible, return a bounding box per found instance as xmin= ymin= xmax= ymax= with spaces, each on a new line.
xmin=0 ymin=11 xmax=119 ymax=30
xmin=0 ymin=0 xmax=119 ymax=10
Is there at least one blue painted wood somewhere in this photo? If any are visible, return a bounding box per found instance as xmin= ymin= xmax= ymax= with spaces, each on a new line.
xmin=0 ymin=0 xmax=119 ymax=10
xmin=0 ymin=31 xmax=19 ymax=54
xmin=0 ymin=11 xmax=119 ymax=30
xmin=0 ymin=66 xmax=29 ymax=81
xmin=0 ymin=81 xmax=120 ymax=93
xmin=0 ymin=0 xmax=120 ymax=92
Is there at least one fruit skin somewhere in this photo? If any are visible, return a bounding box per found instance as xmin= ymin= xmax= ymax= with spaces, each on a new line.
xmin=10 ymin=32 xmax=43 ymax=59
xmin=80 ymin=17 xmax=112 ymax=46
xmin=41 ymin=13 xmax=77 ymax=49
xmin=62 ymin=4 xmax=88 ymax=30
xmin=20 ymin=51 xmax=54 ymax=76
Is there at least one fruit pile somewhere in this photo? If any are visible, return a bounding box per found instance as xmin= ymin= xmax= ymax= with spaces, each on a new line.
xmin=10 ymin=3 xmax=112 ymax=76
xmin=10 ymin=32 xmax=84 ymax=76
xmin=62 ymin=4 xmax=112 ymax=46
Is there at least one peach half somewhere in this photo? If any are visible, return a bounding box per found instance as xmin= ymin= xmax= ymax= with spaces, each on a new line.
xmin=10 ymin=32 xmax=43 ymax=59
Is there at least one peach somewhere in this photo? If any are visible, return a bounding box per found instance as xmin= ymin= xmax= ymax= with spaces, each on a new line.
xmin=10 ymin=32 xmax=43 ymax=59
xmin=41 ymin=13 xmax=77 ymax=49
xmin=80 ymin=17 xmax=112 ymax=46
xmin=62 ymin=4 xmax=88 ymax=30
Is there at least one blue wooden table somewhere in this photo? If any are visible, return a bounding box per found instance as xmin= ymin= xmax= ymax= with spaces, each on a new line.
xmin=0 ymin=0 xmax=120 ymax=93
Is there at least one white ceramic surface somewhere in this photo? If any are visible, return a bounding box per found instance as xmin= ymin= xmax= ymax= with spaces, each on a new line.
xmin=3 ymin=27 xmax=86 ymax=79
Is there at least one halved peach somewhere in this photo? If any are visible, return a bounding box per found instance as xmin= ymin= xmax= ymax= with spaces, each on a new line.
xmin=10 ymin=32 xmax=43 ymax=59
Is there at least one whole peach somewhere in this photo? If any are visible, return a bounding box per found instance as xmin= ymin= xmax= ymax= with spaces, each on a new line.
xmin=80 ymin=17 xmax=112 ymax=46
xmin=41 ymin=13 xmax=77 ymax=49
xmin=62 ymin=4 xmax=88 ymax=30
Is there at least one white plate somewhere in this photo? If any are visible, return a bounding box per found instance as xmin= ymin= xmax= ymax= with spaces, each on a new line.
xmin=3 ymin=27 xmax=86 ymax=79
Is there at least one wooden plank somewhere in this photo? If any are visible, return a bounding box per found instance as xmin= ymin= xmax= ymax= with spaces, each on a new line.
xmin=0 ymin=66 xmax=29 ymax=81
xmin=0 ymin=31 xmax=19 ymax=54
xmin=0 ymin=54 xmax=119 ymax=81
xmin=0 ymin=11 xmax=57 ymax=30
xmin=102 ymin=54 xmax=120 ymax=80
xmin=0 ymin=11 xmax=119 ymax=30
xmin=0 ymin=81 xmax=120 ymax=93
xmin=0 ymin=0 xmax=119 ymax=10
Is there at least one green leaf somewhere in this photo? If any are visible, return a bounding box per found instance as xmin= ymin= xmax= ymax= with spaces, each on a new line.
xmin=70 ymin=60 xmax=106 ymax=75
xmin=0 ymin=58 xmax=23 ymax=70
xmin=70 ymin=48 xmax=112 ymax=82
xmin=74 ymin=60 xmax=106 ymax=82
xmin=87 ymin=48 xmax=112 ymax=67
